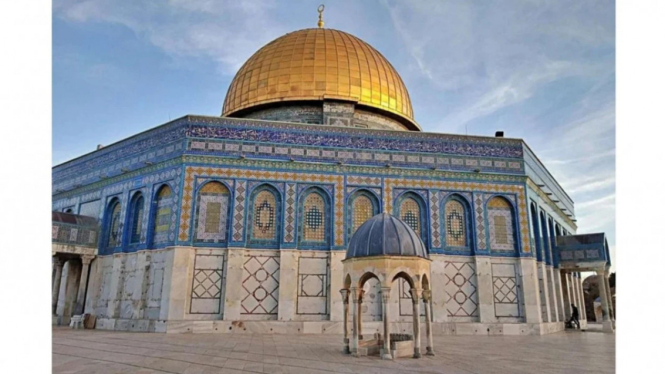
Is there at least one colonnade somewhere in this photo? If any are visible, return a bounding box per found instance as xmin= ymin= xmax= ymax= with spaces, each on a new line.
xmin=340 ymin=283 xmax=434 ymax=360
xmin=52 ymin=254 xmax=94 ymax=328
xmin=596 ymin=267 xmax=615 ymax=331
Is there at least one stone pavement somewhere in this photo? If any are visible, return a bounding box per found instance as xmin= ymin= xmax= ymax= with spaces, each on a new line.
xmin=53 ymin=327 xmax=615 ymax=374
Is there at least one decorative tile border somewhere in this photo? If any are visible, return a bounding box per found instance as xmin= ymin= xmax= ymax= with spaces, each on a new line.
xmin=284 ymin=183 xmax=296 ymax=243
xmin=429 ymin=191 xmax=441 ymax=248
xmin=346 ymin=175 xmax=381 ymax=186
xmin=473 ymin=193 xmax=487 ymax=250
xmin=232 ymin=181 xmax=246 ymax=242
xmin=186 ymin=139 xmax=524 ymax=175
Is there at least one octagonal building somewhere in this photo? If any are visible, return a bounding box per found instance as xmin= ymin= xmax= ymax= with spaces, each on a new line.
xmin=52 ymin=20 xmax=611 ymax=335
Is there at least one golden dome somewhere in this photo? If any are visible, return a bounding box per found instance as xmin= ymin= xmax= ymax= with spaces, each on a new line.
xmin=222 ymin=28 xmax=419 ymax=131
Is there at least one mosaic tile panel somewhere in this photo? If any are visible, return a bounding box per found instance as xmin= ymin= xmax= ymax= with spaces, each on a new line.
xmin=241 ymin=255 xmax=280 ymax=315
xmin=443 ymin=262 xmax=479 ymax=317
xmin=232 ymin=180 xmax=246 ymax=242
xmin=194 ymin=182 xmax=230 ymax=243
xmin=487 ymin=197 xmax=516 ymax=251
xmin=445 ymin=200 xmax=467 ymax=247
xmin=78 ymin=199 xmax=101 ymax=219
xmin=429 ymin=191 xmax=441 ymax=248
xmin=107 ymin=201 xmax=122 ymax=248
xmin=398 ymin=197 xmax=421 ymax=236
xmin=284 ymin=183 xmax=296 ymax=243
xmin=250 ymin=190 xmax=279 ymax=242
xmin=297 ymin=257 xmax=328 ymax=315
xmin=190 ymin=254 xmax=225 ymax=314
xmin=351 ymin=195 xmax=374 ymax=235
xmin=129 ymin=195 xmax=144 ymax=244
xmin=153 ymin=186 xmax=173 ymax=244
xmin=301 ymin=192 xmax=326 ymax=243
xmin=492 ymin=263 xmax=520 ymax=317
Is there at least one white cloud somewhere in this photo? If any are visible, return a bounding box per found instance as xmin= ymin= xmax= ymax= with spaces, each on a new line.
xmin=53 ymin=0 xmax=288 ymax=75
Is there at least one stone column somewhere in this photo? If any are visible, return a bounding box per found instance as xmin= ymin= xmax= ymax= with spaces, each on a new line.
xmin=52 ymin=257 xmax=64 ymax=316
xmin=350 ymin=287 xmax=360 ymax=356
xmin=381 ymin=287 xmax=392 ymax=360
xmin=553 ymin=269 xmax=566 ymax=322
xmin=562 ymin=272 xmax=572 ymax=320
xmin=357 ymin=289 xmax=365 ymax=340
xmin=578 ymin=274 xmax=587 ymax=320
xmin=547 ymin=266 xmax=559 ymax=322
xmin=422 ymin=290 xmax=435 ymax=356
xmin=410 ymin=288 xmax=422 ymax=358
xmin=570 ymin=273 xmax=579 ymax=317
xmin=340 ymin=289 xmax=350 ymax=354
xmin=604 ymin=272 xmax=614 ymax=321
xmin=596 ymin=268 xmax=613 ymax=332
xmin=71 ymin=256 xmax=94 ymax=329
xmin=576 ymin=273 xmax=585 ymax=320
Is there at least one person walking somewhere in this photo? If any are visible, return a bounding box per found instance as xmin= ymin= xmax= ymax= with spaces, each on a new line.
xmin=568 ymin=304 xmax=580 ymax=329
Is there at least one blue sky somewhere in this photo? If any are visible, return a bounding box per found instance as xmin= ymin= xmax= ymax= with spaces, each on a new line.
xmin=53 ymin=0 xmax=615 ymax=265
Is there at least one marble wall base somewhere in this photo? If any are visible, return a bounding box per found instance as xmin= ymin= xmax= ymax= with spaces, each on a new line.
xmin=92 ymin=319 xmax=565 ymax=336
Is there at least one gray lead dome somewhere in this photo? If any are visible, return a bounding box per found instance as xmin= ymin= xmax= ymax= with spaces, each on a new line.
xmin=345 ymin=212 xmax=429 ymax=259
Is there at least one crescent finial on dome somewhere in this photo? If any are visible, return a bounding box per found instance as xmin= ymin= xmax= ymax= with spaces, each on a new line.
xmin=317 ymin=4 xmax=325 ymax=28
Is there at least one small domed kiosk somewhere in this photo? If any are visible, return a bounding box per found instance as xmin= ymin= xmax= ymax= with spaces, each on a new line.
xmin=340 ymin=213 xmax=434 ymax=360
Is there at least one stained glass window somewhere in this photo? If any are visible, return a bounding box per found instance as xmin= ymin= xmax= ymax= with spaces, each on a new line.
xmin=487 ymin=197 xmax=516 ymax=251
xmin=445 ymin=200 xmax=467 ymax=247
xmin=195 ymin=182 xmax=230 ymax=243
xmin=252 ymin=190 xmax=277 ymax=241
xmin=399 ymin=197 xmax=421 ymax=236
xmin=153 ymin=186 xmax=173 ymax=244
xmin=130 ymin=195 xmax=144 ymax=244
xmin=107 ymin=201 xmax=121 ymax=248
xmin=352 ymin=195 xmax=374 ymax=234
xmin=303 ymin=192 xmax=326 ymax=242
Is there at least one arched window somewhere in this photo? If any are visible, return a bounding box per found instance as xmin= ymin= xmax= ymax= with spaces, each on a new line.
xmin=540 ymin=211 xmax=550 ymax=263
xmin=247 ymin=185 xmax=281 ymax=246
xmin=128 ymin=193 xmax=145 ymax=244
xmin=444 ymin=197 xmax=469 ymax=248
xmin=395 ymin=192 xmax=428 ymax=245
xmin=548 ymin=217 xmax=556 ymax=258
xmin=104 ymin=199 xmax=122 ymax=250
xmin=150 ymin=185 xmax=174 ymax=245
xmin=530 ymin=203 xmax=542 ymax=261
xmin=487 ymin=196 xmax=517 ymax=251
xmin=348 ymin=191 xmax=379 ymax=236
xmin=194 ymin=182 xmax=230 ymax=243
xmin=298 ymin=189 xmax=330 ymax=247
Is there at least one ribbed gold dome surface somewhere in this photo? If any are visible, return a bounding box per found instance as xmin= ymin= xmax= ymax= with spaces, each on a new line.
xmin=222 ymin=28 xmax=417 ymax=130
